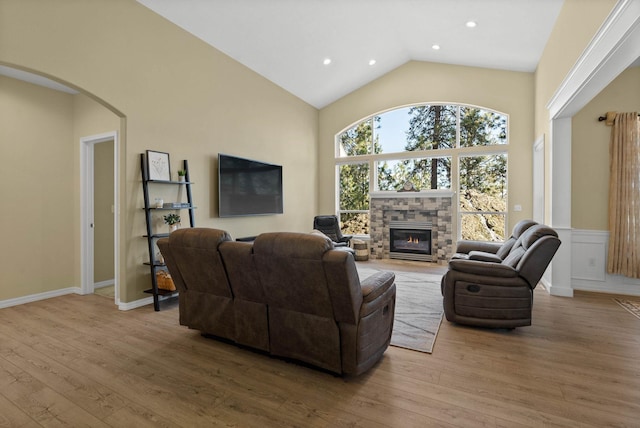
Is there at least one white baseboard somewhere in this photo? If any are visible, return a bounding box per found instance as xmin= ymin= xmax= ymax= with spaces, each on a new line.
xmin=0 ymin=285 xmax=172 ymax=312
xmin=118 ymin=296 xmax=154 ymax=311
xmin=547 ymin=283 xmax=574 ymax=297
xmin=0 ymin=287 xmax=82 ymax=309
xmin=572 ymin=277 xmax=640 ymax=297
xmin=94 ymin=279 xmax=115 ymax=289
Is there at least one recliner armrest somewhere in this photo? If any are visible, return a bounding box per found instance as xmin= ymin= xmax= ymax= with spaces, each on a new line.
xmin=360 ymin=271 xmax=396 ymax=318
xmin=448 ymin=259 xmax=518 ymax=277
xmin=455 ymin=240 xmax=502 ymax=254
xmin=361 ymin=271 xmax=395 ymax=303
xmin=468 ymin=251 xmax=502 ymax=263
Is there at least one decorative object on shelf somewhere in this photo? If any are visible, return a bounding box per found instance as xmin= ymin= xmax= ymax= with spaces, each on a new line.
xmin=398 ymin=180 xmax=418 ymax=192
xmin=163 ymin=213 xmax=181 ymax=232
xmin=146 ymin=150 xmax=171 ymax=181
xmin=177 ymin=169 xmax=186 ymax=182
xmin=155 ymin=270 xmax=176 ymax=291
xmin=154 ymin=197 xmax=164 ymax=208
xmin=163 ymin=202 xmax=191 ymax=208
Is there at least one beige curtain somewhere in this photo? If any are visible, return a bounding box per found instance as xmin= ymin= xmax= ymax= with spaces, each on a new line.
xmin=607 ymin=112 xmax=640 ymax=277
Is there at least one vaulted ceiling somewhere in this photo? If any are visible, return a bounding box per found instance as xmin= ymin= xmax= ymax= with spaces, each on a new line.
xmin=137 ymin=0 xmax=566 ymax=108
xmin=5 ymin=1 xmax=588 ymax=108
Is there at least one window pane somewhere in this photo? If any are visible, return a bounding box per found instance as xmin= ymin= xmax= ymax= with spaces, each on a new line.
xmin=377 ymin=157 xmax=451 ymax=191
xmin=376 ymin=107 xmax=411 ymax=154
xmin=459 ymin=154 xmax=507 ymax=203
xmin=339 ymin=163 xmax=369 ymax=210
xmin=459 ymin=107 xmax=507 ymax=147
xmin=340 ymin=212 xmax=369 ymax=235
xmin=461 ymin=213 xmax=506 ymax=241
xmin=459 ymin=153 xmax=507 ymax=241
xmin=405 ymin=105 xmax=457 ymax=151
xmin=338 ymin=118 xmax=375 ymax=157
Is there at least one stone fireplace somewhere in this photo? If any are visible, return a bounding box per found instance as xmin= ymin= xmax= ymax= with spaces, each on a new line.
xmin=370 ymin=191 xmax=454 ymax=264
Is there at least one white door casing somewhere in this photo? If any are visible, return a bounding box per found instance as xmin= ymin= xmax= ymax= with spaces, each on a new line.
xmin=80 ymin=131 xmax=119 ymax=304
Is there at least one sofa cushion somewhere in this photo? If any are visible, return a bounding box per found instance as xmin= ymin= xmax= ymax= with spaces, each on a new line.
xmin=219 ymin=241 xmax=269 ymax=351
xmin=163 ymin=228 xmax=233 ymax=297
xmin=502 ymin=246 xmax=526 ymax=268
xmin=521 ymin=225 xmax=558 ymax=250
xmin=158 ymin=228 xmax=236 ymax=339
xmin=254 ymin=232 xmax=334 ymax=317
xmin=495 ymin=219 xmax=538 ymax=259
xmin=254 ymin=231 xmax=333 ymax=260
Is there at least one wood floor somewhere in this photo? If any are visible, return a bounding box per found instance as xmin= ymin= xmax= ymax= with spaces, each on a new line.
xmin=1 ymin=261 xmax=639 ymax=427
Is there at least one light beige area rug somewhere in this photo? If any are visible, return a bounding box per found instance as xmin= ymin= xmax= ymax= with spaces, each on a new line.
xmin=357 ymin=264 xmax=444 ymax=353
xmin=613 ymin=298 xmax=640 ymax=320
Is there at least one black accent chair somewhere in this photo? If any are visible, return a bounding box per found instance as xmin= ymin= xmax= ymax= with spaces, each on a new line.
xmin=312 ymin=215 xmax=352 ymax=247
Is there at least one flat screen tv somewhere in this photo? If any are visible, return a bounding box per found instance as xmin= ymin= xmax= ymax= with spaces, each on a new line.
xmin=218 ymin=153 xmax=283 ymax=217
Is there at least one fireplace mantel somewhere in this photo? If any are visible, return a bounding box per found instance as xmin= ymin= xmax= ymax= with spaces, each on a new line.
xmin=370 ymin=190 xmax=455 ymax=199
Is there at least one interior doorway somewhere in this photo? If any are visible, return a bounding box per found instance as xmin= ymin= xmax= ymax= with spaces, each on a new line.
xmin=81 ymin=131 xmax=119 ymax=305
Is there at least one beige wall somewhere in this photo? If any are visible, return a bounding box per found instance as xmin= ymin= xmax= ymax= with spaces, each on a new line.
xmin=0 ymin=0 xmax=318 ymax=304
xmin=318 ymin=61 xmax=535 ymax=232
xmin=94 ymin=140 xmax=115 ymax=283
xmin=0 ymin=76 xmax=120 ymax=301
xmin=0 ymin=75 xmax=75 ymax=300
xmin=572 ymin=66 xmax=640 ymax=230
xmin=534 ymin=0 xmax=617 ymax=223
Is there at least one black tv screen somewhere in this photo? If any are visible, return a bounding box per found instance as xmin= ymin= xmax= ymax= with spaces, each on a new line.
xmin=218 ymin=153 xmax=283 ymax=217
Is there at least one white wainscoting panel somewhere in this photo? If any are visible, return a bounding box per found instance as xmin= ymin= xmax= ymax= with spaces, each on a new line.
xmin=572 ymin=230 xmax=607 ymax=281
xmin=572 ymin=229 xmax=640 ymax=296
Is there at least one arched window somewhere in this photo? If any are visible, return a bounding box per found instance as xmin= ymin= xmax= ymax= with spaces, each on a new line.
xmin=335 ymin=104 xmax=508 ymax=241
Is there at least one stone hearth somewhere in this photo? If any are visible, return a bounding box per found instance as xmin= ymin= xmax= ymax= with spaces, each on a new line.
xmin=370 ymin=191 xmax=454 ymax=264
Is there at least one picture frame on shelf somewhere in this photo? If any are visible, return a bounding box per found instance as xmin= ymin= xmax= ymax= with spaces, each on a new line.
xmin=146 ymin=150 xmax=171 ymax=181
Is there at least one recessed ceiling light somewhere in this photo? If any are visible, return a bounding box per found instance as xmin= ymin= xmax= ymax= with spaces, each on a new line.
xmin=432 ymin=44 xmax=440 ymax=50
xmin=466 ymin=21 xmax=477 ymax=28
xmin=323 ymin=58 xmax=332 ymax=65
xmin=368 ymin=59 xmax=376 ymax=66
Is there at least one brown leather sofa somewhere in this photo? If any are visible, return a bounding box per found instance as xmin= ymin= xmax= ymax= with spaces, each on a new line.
xmin=441 ymin=223 xmax=561 ymax=328
xmin=157 ymin=228 xmax=396 ymax=375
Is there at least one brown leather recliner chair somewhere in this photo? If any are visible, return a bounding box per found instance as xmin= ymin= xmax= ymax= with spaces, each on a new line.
xmin=252 ymin=232 xmax=396 ymax=375
xmin=441 ymin=223 xmax=561 ymax=328
xmin=157 ymin=228 xmax=237 ymax=339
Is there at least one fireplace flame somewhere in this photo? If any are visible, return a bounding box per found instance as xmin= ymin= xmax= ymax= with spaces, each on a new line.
xmin=407 ymin=236 xmax=419 ymax=244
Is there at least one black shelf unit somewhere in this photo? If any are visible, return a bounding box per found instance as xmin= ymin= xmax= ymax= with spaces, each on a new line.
xmin=140 ymin=153 xmax=195 ymax=311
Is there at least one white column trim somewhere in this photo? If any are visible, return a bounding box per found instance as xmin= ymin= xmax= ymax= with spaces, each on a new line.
xmin=547 ymin=0 xmax=640 ymax=119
